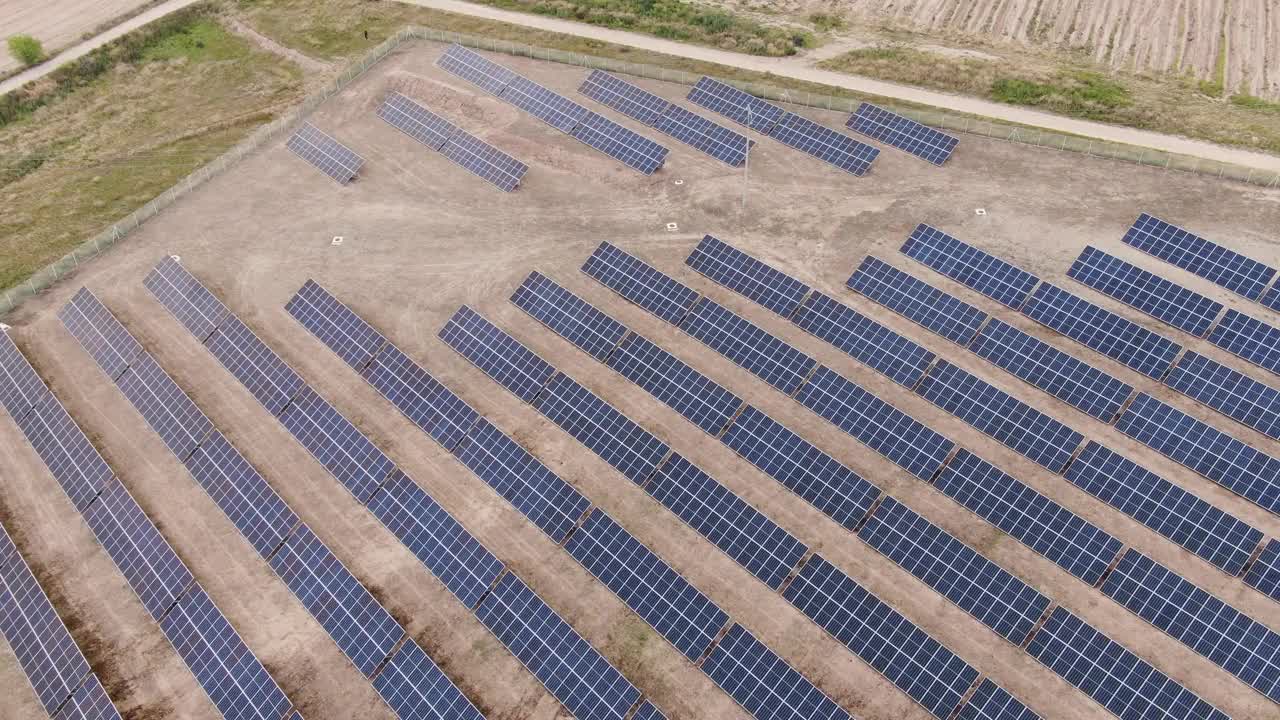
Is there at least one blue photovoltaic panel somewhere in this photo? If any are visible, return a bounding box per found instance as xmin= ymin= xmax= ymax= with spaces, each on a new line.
xmin=1102 ymin=551 xmax=1280 ymax=703
xmin=373 ymin=640 xmax=485 ymax=720
xmin=569 ymin=111 xmax=669 ymax=175
xmin=158 ymin=585 xmax=295 ymax=720
xmin=848 ymin=256 xmax=987 ymax=345
xmin=790 ymin=291 xmax=935 ymax=388
xmin=367 ymin=470 xmax=504 ymax=609
xmin=701 ymin=623 xmax=852 ymax=720
xmin=54 ymin=675 xmax=121 ymax=720
xmin=1121 ymin=213 xmax=1277 ymax=301
xmin=685 ymin=76 xmax=784 ymax=134
xmin=1264 ymin=284 xmax=1280 ymax=312
xmin=582 ymin=242 xmax=700 ymax=325
xmin=436 ymin=44 xmax=516 ymax=96
xmin=680 ymin=298 xmax=816 ymax=396
xmin=204 ymin=315 xmax=305 ymax=417
xmin=685 ymin=235 xmax=811 ymax=318
xmin=83 ymin=478 xmax=194 ymax=621
xmin=565 ymin=510 xmax=728 ymax=662
xmin=935 ymin=450 xmax=1122 ymax=585
xmin=143 ymin=256 xmax=230 ymax=343
xmin=653 ymin=104 xmax=750 ymax=167
xmin=914 ymin=361 xmax=1084 ymax=472
xmin=796 ymin=366 xmax=954 ymax=481
xmin=279 ymin=385 xmax=396 ymax=504
xmin=285 ymin=279 xmax=386 ymax=371
xmin=768 ymin=112 xmax=878 ymax=176
xmin=364 ymin=343 xmax=480 ymax=451
xmin=955 ymin=680 xmax=1040 ymax=720
xmin=578 ymin=70 xmax=670 ymax=126
xmin=899 ymin=224 xmax=1039 ymax=309
xmin=1209 ymin=309 xmax=1280 ymax=377
xmin=510 ymin=271 xmax=629 ymax=362
xmin=453 ymin=417 xmax=591 ymax=542
xmin=647 ymin=453 xmax=807 ymax=590
xmin=15 ymin=391 xmax=113 ymax=513
xmin=1166 ymin=351 xmax=1280 ymax=440
xmin=1068 ymin=246 xmax=1224 ymax=337
xmin=438 ymin=306 xmax=554 ymax=404
xmin=184 ymin=431 xmax=299 ymax=560
xmin=858 ymin=498 xmax=1050 ymax=645
xmin=114 ymin=352 xmax=213 ymax=462
xmin=1116 ymin=393 xmax=1280 ymax=515
xmin=1021 ymin=283 xmax=1182 ymax=380
xmin=502 ymin=76 xmax=589 ymax=132
xmin=269 ymin=524 xmax=402 ymax=678
xmin=1245 ymin=540 xmax=1280 ymax=602
xmin=476 ymin=573 xmax=641 ymax=720
xmin=631 ymin=702 xmax=667 ymax=720
xmin=287 ymin=122 xmax=363 ymax=185
xmin=533 ymin=373 xmax=671 ymax=485
xmin=437 ymin=129 xmax=529 ymax=193
xmin=1065 ymin=442 xmax=1262 ymax=576
xmin=57 ymin=288 xmax=142 ymax=381
xmin=783 ymin=555 xmax=978 ymax=719
xmin=847 ymin=103 xmax=958 ymax=166
xmin=606 ymin=333 xmax=743 ymax=436
xmin=970 ymin=318 xmax=1134 ymax=422
xmin=0 ymin=331 xmax=48 ymax=419
xmin=721 ymin=405 xmax=879 ymax=530
xmin=377 ymin=91 xmax=456 ymax=150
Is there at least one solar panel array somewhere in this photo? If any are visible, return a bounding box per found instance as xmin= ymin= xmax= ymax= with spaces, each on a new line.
xmin=956 ymin=680 xmax=1042 ymax=720
xmin=685 ymin=234 xmax=811 ymax=318
xmin=1246 ymin=540 xmax=1280 ymax=602
xmin=847 ymin=256 xmax=988 ymax=345
xmin=1121 ymin=213 xmax=1278 ymax=301
xmin=685 ymin=76 xmax=784 ymax=133
xmin=681 ymin=297 xmax=817 ymax=395
xmin=1263 ymin=284 xmax=1280 ymax=312
xmin=1165 ymin=351 xmax=1280 ymax=440
xmin=440 ymin=305 xmax=555 ymax=404
xmin=53 ymin=675 xmax=118 ymax=720
xmin=1067 ymin=246 xmax=1224 ymax=337
xmin=286 ymin=122 xmax=364 ymax=185
xmin=582 ymin=241 xmax=700 ymax=324
xmin=899 ymin=224 xmax=1039 ymax=309
xmin=701 ymin=624 xmax=852 ymax=720
xmin=846 ymin=103 xmax=959 ymax=165
xmin=1209 ymin=309 xmax=1280 ymax=376
xmin=791 ymin=291 xmax=935 ymax=388
xmin=609 ymin=332 xmax=743 ymax=435
xmin=436 ymin=43 xmax=516 ymax=95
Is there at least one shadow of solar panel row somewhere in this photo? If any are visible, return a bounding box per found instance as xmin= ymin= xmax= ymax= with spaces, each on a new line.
xmin=57 ymin=288 xmax=141 ymax=381
xmin=378 ymin=91 xmax=528 ymax=191
xmin=53 ymin=675 xmax=118 ymax=720
xmin=1246 ymin=540 xmax=1280 ymax=602
xmin=685 ymin=234 xmax=811 ymax=318
xmin=1065 ymin=443 xmax=1261 ymax=575
xmin=791 ymin=291 xmax=935 ymax=387
xmin=1121 ymin=213 xmax=1277 ymax=301
xmin=1026 ymin=607 xmax=1228 ymax=720
xmin=936 ymin=451 xmax=1122 ymax=585
xmin=582 ymin=242 xmax=700 ymax=324
xmin=439 ymin=305 xmax=555 ymax=404
xmin=1103 ymin=550 xmax=1280 ymax=703
xmin=1068 ymin=246 xmax=1224 ymax=337
xmin=570 ymin=111 xmax=669 ymax=175
xmin=680 ymin=298 xmax=817 ymax=395
xmin=847 ymin=103 xmax=958 ymax=165
xmin=511 ymin=271 xmax=628 ymax=362
xmin=955 ymin=680 xmax=1041 ymax=720
xmin=701 ymin=623 xmax=852 ymax=720
xmin=858 ymin=498 xmax=1051 ymax=644
xmin=1116 ymin=393 xmax=1280 ymax=515
xmin=915 ymin=361 xmax=1083 ymax=472
xmin=1209 ymin=309 xmax=1280 ymax=376
xmin=436 ymin=44 xmax=516 ymax=95
xmin=286 ymin=122 xmax=363 ymax=185
xmin=1020 ymin=283 xmax=1181 ymax=380
xmin=847 ymin=256 xmax=988 ymax=345
xmin=899 ymin=225 xmax=1039 ymax=309
xmin=1167 ymin=351 xmax=1280 ymax=439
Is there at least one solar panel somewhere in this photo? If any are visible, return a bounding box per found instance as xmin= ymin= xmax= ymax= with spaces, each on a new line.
xmin=54 ymin=675 xmax=121 ymax=720
xmin=204 ymin=315 xmax=305 ymax=417
xmin=847 ymin=256 xmax=988 ymax=345
xmin=899 ymin=224 xmax=1039 ymax=309
xmin=847 ymin=103 xmax=959 ymax=165
xmin=782 ymin=555 xmax=979 ymax=719
xmin=955 ymin=680 xmax=1040 ymax=720
xmin=914 ymin=361 xmax=1084 ymax=472
xmin=606 ymin=332 xmax=743 ymax=436
xmin=501 ymin=76 xmax=589 ymax=132
xmin=631 ymin=701 xmax=667 ymax=720
xmin=1026 ymin=607 xmax=1229 ymax=720
xmin=511 ymin=271 xmax=629 ymax=362
xmin=1263 ymin=284 xmax=1280 ymax=312
xmin=143 ymin=256 xmax=230 ymax=342
xmin=1020 ymin=283 xmax=1181 ymax=380
xmin=565 ymin=510 xmax=728 ymax=662
xmin=1245 ymin=539 xmax=1280 ymax=602
xmin=377 ymin=91 xmax=456 ymax=150
xmin=582 ymin=241 xmax=700 ymax=325
xmin=685 ymin=76 xmax=785 ymax=134
xmin=286 ymin=279 xmax=386 ymax=371
xmin=1121 ymin=213 xmax=1277 ymax=301
xmin=286 ymin=122 xmax=364 ymax=185
xmin=1116 ymin=393 xmax=1280 ymax=515
xmin=57 ymin=288 xmax=141 ymax=381
xmin=114 ymin=352 xmax=213 ymax=462
xmin=372 ymin=639 xmax=485 ymax=720
xmin=363 ymin=343 xmax=480 ymax=451
xmin=970 ymin=318 xmax=1134 ymax=422
xmin=279 ymin=385 xmax=396 ymax=504
xmin=475 ymin=573 xmax=641 ymax=720
xmin=438 ymin=306 xmax=554 ymax=404
xmin=1068 ymin=246 xmax=1224 ymax=337
xmin=1065 ymin=442 xmax=1261 ymax=576
xmin=652 ymin=104 xmax=750 ymax=167
xmin=453 ymin=417 xmax=591 ymax=542
xmin=435 ymin=44 xmax=517 ymax=96
xmin=858 ymin=498 xmax=1051 ymax=644
xmin=269 ymin=524 xmax=402 ymax=678
xmin=768 ymin=112 xmax=879 ymax=176
xmin=1166 ymin=351 xmax=1280 ymax=440
xmin=1208 ymin=309 xmax=1280 ymax=376
xmin=701 ymin=623 xmax=852 ymax=720
xmin=790 ymin=291 xmax=935 ymax=388
xmin=796 ymin=365 xmax=954 ymax=481
xmin=184 ymin=431 xmax=299 ymax=560
xmin=366 ymin=469 xmax=505 ymax=609
xmin=578 ymin=70 xmax=670 ymax=126
xmin=533 ymin=373 xmax=671 ymax=485
xmin=647 ymin=453 xmax=807 ymax=590
xmin=0 ymin=332 xmax=47 ymax=420
xmin=438 ymin=129 xmax=529 ymax=193
xmin=685 ymin=235 xmax=811 ymax=318
xmin=721 ymin=405 xmax=879 ymax=531
xmin=569 ymin=111 xmax=669 ymax=174
xmin=935 ymin=450 xmax=1122 ymax=585
xmin=679 ymin=298 xmax=817 ymax=396
xmin=15 ymin=390 xmax=112 ymax=513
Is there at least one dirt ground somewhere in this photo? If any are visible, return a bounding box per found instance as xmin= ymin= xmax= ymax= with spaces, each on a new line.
xmin=2 ymin=39 xmax=1280 ymax=720
xmin=0 ymin=0 xmax=154 ymax=73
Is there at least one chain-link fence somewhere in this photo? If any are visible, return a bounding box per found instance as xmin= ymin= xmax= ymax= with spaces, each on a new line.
xmin=5 ymin=23 xmax=1278 ymax=318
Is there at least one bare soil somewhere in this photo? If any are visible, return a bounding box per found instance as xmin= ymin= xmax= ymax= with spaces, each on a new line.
xmin=0 ymin=0 xmax=155 ymax=73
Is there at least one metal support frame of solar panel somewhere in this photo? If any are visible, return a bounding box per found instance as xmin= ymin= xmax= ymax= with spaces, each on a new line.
xmin=1121 ymin=213 xmax=1278 ymax=302
xmin=435 ymin=44 xmax=517 ymax=96
xmin=899 ymin=224 xmax=1040 ymax=309
xmin=1209 ymin=309 xmax=1280 ymax=377
xmin=286 ymin=122 xmax=363 ymax=185
xmin=685 ymin=234 xmax=811 ymax=318
xmin=1246 ymin=540 xmax=1280 ymax=602
xmin=847 ymin=103 xmax=959 ymax=166
xmin=582 ymin=241 xmax=701 ymax=325
xmin=847 ymin=256 xmax=988 ymax=345
xmin=679 ymin=297 xmax=817 ymax=396
xmin=1068 ymin=246 xmax=1225 ymax=337
xmin=1166 ymin=351 xmax=1280 ymax=440
xmin=701 ymin=623 xmax=853 ymax=720
xmin=1102 ymin=550 xmax=1280 ymax=703
xmin=767 ymin=111 xmax=879 ymax=176
xmin=791 ymin=291 xmax=936 ymax=387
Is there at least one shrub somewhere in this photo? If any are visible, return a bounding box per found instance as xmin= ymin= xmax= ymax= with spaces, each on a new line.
xmin=8 ymin=34 xmax=45 ymax=66
xmin=809 ymin=13 xmax=845 ymax=32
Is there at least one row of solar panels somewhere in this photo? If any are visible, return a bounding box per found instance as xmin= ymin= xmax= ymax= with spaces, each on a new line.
xmin=566 ymin=240 xmax=1280 ymax=715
